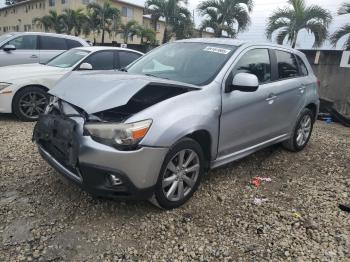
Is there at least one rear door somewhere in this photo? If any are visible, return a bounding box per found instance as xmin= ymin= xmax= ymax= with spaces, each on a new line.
xmin=0 ymin=35 xmax=39 ymax=66
xmin=269 ymin=49 xmax=306 ymax=134
xmin=39 ymin=35 xmax=67 ymax=64
xmin=117 ymin=51 xmax=142 ymax=69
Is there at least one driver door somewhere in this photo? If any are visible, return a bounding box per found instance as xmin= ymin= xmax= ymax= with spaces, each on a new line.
xmin=218 ymin=48 xmax=282 ymax=158
xmin=0 ymin=35 xmax=39 ymax=66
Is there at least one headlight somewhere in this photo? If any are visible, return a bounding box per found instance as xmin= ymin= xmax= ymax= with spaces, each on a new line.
xmin=84 ymin=119 xmax=152 ymax=150
xmin=0 ymin=82 xmax=12 ymax=91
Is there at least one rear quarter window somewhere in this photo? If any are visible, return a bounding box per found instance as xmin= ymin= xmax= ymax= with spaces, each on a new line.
xmin=296 ymin=55 xmax=309 ymax=76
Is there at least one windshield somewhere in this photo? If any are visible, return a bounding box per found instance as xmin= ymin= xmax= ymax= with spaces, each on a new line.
xmin=127 ymin=42 xmax=237 ymax=86
xmin=0 ymin=34 xmax=15 ymax=44
xmin=46 ymin=49 xmax=90 ymax=68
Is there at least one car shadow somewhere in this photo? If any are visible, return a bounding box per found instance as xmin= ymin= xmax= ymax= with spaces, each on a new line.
xmin=0 ymin=113 xmax=19 ymax=122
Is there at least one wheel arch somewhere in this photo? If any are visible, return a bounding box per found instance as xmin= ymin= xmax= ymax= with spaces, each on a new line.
xmin=186 ymin=129 xmax=212 ymax=168
xmin=305 ymin=103 xmax=317 ymax=121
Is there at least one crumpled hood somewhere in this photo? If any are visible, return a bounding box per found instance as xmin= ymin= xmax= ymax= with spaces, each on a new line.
xmin=0 ymin=63 xmax=69 ymax=82
xmin=50 ymin=71 xmax=199 ymax=114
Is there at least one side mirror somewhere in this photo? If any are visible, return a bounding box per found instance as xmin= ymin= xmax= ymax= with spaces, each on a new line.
xmin=79 ymin=62 xmax=93 ymax=70
xmin=226 ymin=73 xmax=259 ymax=93
xmin=3 ymin=44 xmax=16 ymax=52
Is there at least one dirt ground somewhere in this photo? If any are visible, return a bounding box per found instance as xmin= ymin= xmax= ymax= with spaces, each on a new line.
xmin=0 ymin=114 xmax=349 ymax=261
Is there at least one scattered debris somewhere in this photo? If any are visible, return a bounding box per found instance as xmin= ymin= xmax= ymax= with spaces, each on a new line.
xmin=293 ymin=212 xmax=302 ymax=219
xmin=251 ymin=176 xmax=272 ymax=187
xmin=338 ymin=204 xmax=350 ymax=213
xmin=253 ymin=198 xmax=268 ymax=205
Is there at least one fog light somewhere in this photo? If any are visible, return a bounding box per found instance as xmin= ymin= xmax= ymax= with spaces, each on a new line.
xmin=109 ymin=174 xmax=123 ymax=186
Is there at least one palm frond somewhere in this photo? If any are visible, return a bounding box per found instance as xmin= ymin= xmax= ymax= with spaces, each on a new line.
xmin=330 ymin=24 xmax=350 ymax=49
xmin=338 ymin=2 xmax=350 ymax=15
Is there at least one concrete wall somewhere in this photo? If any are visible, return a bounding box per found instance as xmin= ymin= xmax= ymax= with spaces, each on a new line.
xmin=300 ymin=50 xmax=350 ymax=116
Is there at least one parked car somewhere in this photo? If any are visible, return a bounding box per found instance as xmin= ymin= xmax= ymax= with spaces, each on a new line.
xmin=0 ymin=46 xmax=143 ymax=121
xmin=33 ymin=38 xmax=320 ymax=209
xmin=0 ymin=32 xmax=89 ymax=67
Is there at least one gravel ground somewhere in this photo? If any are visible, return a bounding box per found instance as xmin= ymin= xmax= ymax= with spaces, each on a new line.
xmin=0 ymin=114 xmax=349 ymax=262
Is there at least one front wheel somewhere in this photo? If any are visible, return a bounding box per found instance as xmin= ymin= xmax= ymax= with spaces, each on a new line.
xmin=13 ymin=86 xmax=49 ymax=121
xmin=282 ymin=108 xmax=314 ymax=152
xmin=150 ymin=138 xmax=205 ymax=209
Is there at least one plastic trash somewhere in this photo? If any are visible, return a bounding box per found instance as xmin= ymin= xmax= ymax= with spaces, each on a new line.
xmin=293 ymin=212 xmax=302 ymax=218
xmin=325 ymin=117 xmax=333 ymax=124
xmin=254 ymin=197 xmax=268 ymax=205
xmin=251 ymin=176 xmax=272 ymax=187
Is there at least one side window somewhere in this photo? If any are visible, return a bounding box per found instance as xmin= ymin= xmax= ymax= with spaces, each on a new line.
xmin=7 ymin=35 xmax=37 ymax=49
xmin=296 ymin=55 xmax=308 ymax=76
xmin=233 ymin=49 xmax=271 ymax=84
xmin=119 ymin=51 xmax=142 ymax=69
xmin=40 ymin=36 xmax=67 ymax=50
xmin=66 ymin=39 xmax=82 ymax=49
xmin=275 ymin=50 xmax=299 ymax=79
xmin=84 ymin=51 xmax=114 ymax=70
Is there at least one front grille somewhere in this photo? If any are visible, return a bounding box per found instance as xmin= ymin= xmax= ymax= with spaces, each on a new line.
xmin=34 ymin=114 xmax=80 ymax=173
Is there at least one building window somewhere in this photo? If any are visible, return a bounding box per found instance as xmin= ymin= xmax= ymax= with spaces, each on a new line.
xmin=49 ymin=0 xmax=55 ymax=7
xmin=82 ymin=0 xmax=93 ymax=4
xmin=62 ymin=0 xmax=66 ymax=4
xmin=156 ymin=22 xmax=160 ymax=32
xmin=122 ymin=7 xmax=134 ymax=18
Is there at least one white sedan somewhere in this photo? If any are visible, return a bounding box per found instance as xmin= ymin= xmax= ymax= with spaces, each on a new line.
xmin=0 ymin=46 xmax=143 ymax=121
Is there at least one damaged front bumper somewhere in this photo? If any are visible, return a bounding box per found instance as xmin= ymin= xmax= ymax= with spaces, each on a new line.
xmin=34 ymin=114 xmax=168 ymax=200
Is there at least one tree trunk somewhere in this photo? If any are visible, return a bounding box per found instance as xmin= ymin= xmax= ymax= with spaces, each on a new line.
xmin=163 ymin=25 xmax=168 ymax=44
xmin=291 ymin=32 xmax=298 ymax=48
xmin=102 ymin=28 xmax=105 ymax=44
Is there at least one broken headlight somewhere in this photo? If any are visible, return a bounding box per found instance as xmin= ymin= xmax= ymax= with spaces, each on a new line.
xmin=84 ymin=119 xmax=152 ymax=150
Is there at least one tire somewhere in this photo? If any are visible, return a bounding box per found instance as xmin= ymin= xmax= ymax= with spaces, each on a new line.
xmin=13 ymin=86 xmax=49 ymax=122
xmin=150 ymin=138 xmax=206 ymax=209
xmin=282 ymin=108 xmax=314 ymax=152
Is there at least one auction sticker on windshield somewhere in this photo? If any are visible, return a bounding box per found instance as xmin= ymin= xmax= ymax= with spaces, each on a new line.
xmin=203 ymin=46 xmax=231 ymax=55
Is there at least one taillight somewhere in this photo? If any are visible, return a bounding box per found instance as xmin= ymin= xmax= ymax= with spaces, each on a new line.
xmin=317 ymin=79 xmax=321 ymax=88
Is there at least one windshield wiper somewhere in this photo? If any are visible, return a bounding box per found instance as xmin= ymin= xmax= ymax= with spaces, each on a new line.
xmin=144 ymin=73 xmax=169 ymax=80
xmin=119 ymin=68 xmax=128 ymax=72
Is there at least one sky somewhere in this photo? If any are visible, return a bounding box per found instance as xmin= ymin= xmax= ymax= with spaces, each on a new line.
xmin=1 ymin=0 xmax=348 ymax=49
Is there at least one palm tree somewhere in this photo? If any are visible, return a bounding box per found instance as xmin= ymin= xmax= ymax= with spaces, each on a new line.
xmin=82 ymin=12 xmax=101 ymax=45
xmin=86 ymin=1 xmax=121 ymax=44
xmin=330 ymin=3 xmax=350 ymax=50
xmin=119 ymin=20 xmax=141 ymax=44
xmin=138 ymin=26 xmax=157 ymax=44
xmin=266 ymin=0 xmax=332 ymax=48
xmin=33 ymin=10 xmax=64 ymax=33
xmin=172 ymin=7 xmax=194 ymax=39
xmin=197 ymin=0 xmax=253 ymax=38
xmin=145 ymin=0 xmax=192 ymax=43
xmin=60 ymin=9 xmax=87 ymax=36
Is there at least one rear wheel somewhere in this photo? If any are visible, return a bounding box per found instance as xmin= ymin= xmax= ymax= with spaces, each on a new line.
xmin=150 ymin=138 xmax=205 ymax=209
xmin=13 ymin=86 xmax=49 ymax=121
xmin=282 ymin=108 xmax=314 ymax=152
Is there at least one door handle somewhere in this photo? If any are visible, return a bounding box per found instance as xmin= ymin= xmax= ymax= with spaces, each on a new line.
xmin=299 ymin=85 xmax=306 ymax=93
xmin=266 ymin=94 xmax=277 ymax=101
xmin=30 ymin=55 xmax=38 ymax=58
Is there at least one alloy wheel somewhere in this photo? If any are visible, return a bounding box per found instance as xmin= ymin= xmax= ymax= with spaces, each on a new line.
xmin=18 ymin=92 xmax=47 ymax=119
xmin=162 ymin=149 xmax=200 ymax=202
xmin=296 ymin=114 xmax=312 ymax=147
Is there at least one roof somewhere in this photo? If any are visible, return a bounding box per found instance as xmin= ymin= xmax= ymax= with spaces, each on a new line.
xmin=0 ymin=31 xmax=86 ymax=40
xmin=76 ymin=46 xmax=144 ymax=55
xmin=176 ymin=38 xmax=247 ymax=46
xmin=0 ymin=0 xmax=146 ymax=11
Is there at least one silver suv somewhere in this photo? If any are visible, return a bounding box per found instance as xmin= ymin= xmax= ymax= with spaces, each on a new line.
xmin=0 ymin=32 xmax=89 ymax=67
xmin=34 ymin=39 xmax=319 ymax=209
